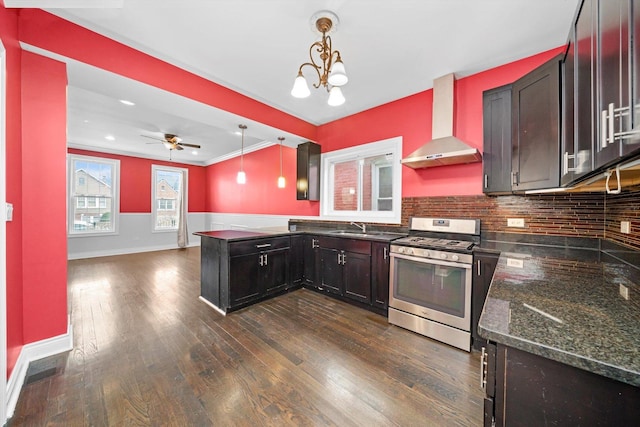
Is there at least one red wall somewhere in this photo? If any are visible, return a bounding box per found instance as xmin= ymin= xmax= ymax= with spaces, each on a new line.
xmin=0 ymin=4 xmax=24 ymax=377
xmin=206 ymin=145 xmax=318 ymax=216
xmin=318 ymin=47 xmax=566 ymax=198
xmin=68 ymin=149 xmax=207 ymax=213
xmin=21 ymin=52 xmax=68 ymax=343
xmin=17 ymin=9 xmax=317 ymax=144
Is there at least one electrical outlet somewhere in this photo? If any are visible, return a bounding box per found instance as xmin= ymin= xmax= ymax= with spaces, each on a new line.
xmin=620 ymin=284 xmax=630 ymax=300
xmin=507 ymin=218 xmax=525 ymax=227
xmin=621 ymin=221 xmax=631 ymax=234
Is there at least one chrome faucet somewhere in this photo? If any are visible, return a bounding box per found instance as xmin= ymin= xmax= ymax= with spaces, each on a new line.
xmin=350 ymin=222 xmax=367 ymax=233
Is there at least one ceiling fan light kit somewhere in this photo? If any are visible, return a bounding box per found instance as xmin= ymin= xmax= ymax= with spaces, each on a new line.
xmin=141 ymin=133 xmax=201 ymax=160
xmin=291 ymin=10 xmax=348 ymax=106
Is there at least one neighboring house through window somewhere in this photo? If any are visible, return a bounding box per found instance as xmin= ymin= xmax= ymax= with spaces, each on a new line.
xmin=321 ymin=137 xmax=402 ymax=223
xmin=152 ymin=165 xmax=187 ymax=231
xmin=68 ymin=154 xmax=119 ymax=234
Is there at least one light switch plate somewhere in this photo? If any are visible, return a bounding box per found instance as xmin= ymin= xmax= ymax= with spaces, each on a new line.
xmin=5 ymin=203 xmax=13 ymax=221
xmin=620 ymin=284 xmax=630 ymax=300
xmin=621 ymin=221 xmax=631 ymax=234
xmin=507 ymin=218 xmax=525 ymax=227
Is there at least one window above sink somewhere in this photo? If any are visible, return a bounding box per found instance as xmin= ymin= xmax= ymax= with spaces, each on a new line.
xmin=320 ymin=136 xmax=403 ymax=224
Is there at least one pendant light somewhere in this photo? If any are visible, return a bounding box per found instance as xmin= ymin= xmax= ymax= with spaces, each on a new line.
xmin=237 ymin=124 xmax=247 ymax=184
xmin=277 ymin=137 xmax=286 ymax=188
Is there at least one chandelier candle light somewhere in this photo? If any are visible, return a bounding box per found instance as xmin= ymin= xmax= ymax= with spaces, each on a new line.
xmin=291 ymin=10 xmax=348 ymax=106
xmin=277 ymin=137 xmax=286 ymax=188
xmin=237 ymin=124 xmax=247 ymax=184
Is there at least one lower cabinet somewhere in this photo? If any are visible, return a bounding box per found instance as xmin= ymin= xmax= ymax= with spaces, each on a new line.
xmin=318 ymin=237 xmax=372 ymax=303
xmin=289 ymin=234 xmax=304 ymax=287
xmin=303 ymin=235 xmax=321 ymax=288
xmin=482 ymin=342 xmax=640 ymax=426
xmin=371 ymin=242 xmax=390 ymax=311
xmin=227 ymin=236 xmax=291 ymax=310
xmin=471 ymin=251 xmax=499 ymax=351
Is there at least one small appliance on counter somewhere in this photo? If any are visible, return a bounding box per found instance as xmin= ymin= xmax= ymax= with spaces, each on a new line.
xmin=388 ymin=217 xmax=480 ymax=351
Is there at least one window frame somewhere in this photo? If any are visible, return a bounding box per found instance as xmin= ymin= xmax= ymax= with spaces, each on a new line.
xmin=152 ymin=164 xmax=188 ymax=233
xmin=68 ymin=153 xmax=120 ymax=237
xmin=320 ymin=136 xmax=402 ymax=223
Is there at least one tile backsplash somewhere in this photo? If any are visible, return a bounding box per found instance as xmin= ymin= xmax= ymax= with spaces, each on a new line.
xmin=402 ymin=187 xmax=640 ymax=250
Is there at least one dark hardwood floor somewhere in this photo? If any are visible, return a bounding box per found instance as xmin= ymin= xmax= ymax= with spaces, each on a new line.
xmin=10 ymin=247 xmax=484 ymax=426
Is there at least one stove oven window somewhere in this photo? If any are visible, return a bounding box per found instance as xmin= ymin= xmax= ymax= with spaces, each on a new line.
xmin=393 ymin=257 xmax=466 ymax=318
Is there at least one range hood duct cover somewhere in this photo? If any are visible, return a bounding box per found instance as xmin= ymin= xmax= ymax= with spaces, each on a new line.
xmin=402 ymin=73 xmax=482 ymax=169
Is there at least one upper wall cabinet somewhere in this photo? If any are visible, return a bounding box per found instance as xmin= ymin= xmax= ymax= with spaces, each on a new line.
xmin=597 ymin=0 xmax=637 ymax=168
xmin=296 ymin=141 xmax=321 ymax=201
xmin=511 ymin=55 xmax=563 ymax=192
xmin=563 ymin=0 xmax=598 ymax=185
xmin=482 ymin=84 xmax=513 ymax=194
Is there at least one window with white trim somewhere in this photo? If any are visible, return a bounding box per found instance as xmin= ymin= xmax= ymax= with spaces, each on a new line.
xmin=152 ymin=165 xmax=186 ymax=231
xmin=321 ymin=137 xmax=402 ymax=223
xmin=68 ymin=154 xmax=119 ymax=235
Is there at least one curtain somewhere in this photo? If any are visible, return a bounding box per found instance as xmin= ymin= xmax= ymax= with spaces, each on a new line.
xmin=177 ymin=170 xmax=189 ymax=248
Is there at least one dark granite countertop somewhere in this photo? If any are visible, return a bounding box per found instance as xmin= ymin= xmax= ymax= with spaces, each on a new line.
xmin=194 ymin=228 xmax=406 ymax=243
xmin=478 ymin=240 xmax=640 ymax=387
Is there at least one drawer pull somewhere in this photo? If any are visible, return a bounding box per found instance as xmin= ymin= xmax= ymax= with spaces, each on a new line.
xmin=255 ymin=243 xmax=272 ymax=248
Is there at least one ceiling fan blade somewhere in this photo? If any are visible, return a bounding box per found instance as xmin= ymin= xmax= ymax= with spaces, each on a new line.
xmin=141 ymin=134 xmax=164 ymax=142
xmin=179 ymin=142 xmax=201 ymax=149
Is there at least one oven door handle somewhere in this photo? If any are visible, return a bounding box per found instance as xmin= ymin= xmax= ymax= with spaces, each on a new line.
xmin=389 ymin=252 xmax=472 ymax=269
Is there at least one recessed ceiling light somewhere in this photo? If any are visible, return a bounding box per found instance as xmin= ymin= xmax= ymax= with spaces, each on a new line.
xmin=119 ymin=99 xmax=135 ymax=106
xmin=105 ymin=135 xmax=115 ymax=141
xmin=192 ymin=150 xmax=198 ymax=155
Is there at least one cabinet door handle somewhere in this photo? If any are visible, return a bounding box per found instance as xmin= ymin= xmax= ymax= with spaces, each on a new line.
xmin=255 ymin=243 xmax=272 ymax=248
xmin=337 ymin=253 xmax=341 ymax=265
xmin=608 ymin=103 xmax=615 ymax=146
xmin=383 ymin=247 xmax=388 ymax=260
xmin=601 ymin=108 xmax=608 ymax=149
xmin=264 ymin=253 xmax=268 ymax=266
xmin=312 ymin=238 xmax=319 ymax=248
xmin=259 ymin=254 xmax=264 ymax=266
xmin=484 ymin=174 xmax=488 ymax=189
xmin=477 ymin=259 xmax=481 ymax=276
xmin=480 ymin=347 xmax=488 ymax=391
xmin=342 ymin=253 xmax=346 ymax=265
xmin=511 ymin=171 xmax=518 ymax=185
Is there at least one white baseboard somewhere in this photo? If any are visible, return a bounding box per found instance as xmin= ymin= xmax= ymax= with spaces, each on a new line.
xmin=68 ymin=241 xmax=200 ymax=260
xmin=198 ymin=296 xmax=226 ymax=316
xmin=6 ymin=320 xmax=73 ymax=418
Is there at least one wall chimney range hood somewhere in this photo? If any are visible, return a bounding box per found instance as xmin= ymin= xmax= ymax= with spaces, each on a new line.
xmin=402 ymin=73 xmax=482 ymax=169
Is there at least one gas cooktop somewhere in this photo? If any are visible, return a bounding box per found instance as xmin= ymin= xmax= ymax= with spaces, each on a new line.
xmin=393 ymin=236 xmax=476 ymax=251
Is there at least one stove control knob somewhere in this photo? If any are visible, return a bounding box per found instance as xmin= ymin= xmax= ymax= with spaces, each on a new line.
xmin=407 ymin=248 xmax=414 ymax=255
xmin=440 ymin=253 xmax=447 ymax=259
xmin=398 ymin=247 xmax=405 ymax=254
xmin=451 ymin=254 xmax=459 ymax=261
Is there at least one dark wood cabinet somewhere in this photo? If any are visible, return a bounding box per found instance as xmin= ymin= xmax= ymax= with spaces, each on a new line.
xmin=482 ymin=84 xmax=512 ymax=194
xmin=471 ymin=251 xmax=499 ymax=351
xmin=229 ymin=236 xmax=290 ymax=307
xmin=511 ymin=55 xmax=562 ymax=191
xmin=482 ymin=342 xmax=640 ymax=426
xmin=303 ymin=235 xmax=321 ymax=287
xmin=371 ymin=242 xmax=390 ymax=311
xmin=296 ymin=141 xmax=321 ymax=201
xmin=289 ymin=234 xmax=304 ymax=286
xmin=342 ymin=251 xmax=371 ymax=304
xmin=564 ymin=0 xmax=597 ymax=185
xmin=316 ymin=236 xmax=373 ymax=304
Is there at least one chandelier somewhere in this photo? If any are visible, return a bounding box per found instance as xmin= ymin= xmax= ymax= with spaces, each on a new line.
xmin=291 ymin=11 xmax=348 ymax=106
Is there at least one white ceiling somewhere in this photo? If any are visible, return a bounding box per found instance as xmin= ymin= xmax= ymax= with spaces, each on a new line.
xmin=11 ymin=0 xmax=581 ymax=165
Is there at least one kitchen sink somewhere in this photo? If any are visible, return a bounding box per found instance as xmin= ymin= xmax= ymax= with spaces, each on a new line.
xmin=328 ymin=230 xmax=405 ymax=239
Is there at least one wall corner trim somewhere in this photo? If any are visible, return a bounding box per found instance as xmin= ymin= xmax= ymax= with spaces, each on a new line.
xmin=5 ymin=319 xmax=73 ymax=418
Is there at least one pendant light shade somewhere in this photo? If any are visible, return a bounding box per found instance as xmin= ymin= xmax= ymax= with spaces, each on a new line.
xmin=237 ymin=124 xmax=247 ymax=184
xmin=327 ymin=86 xmax=345 ymax=106
xmin=291 ymin=71 xmax=311 ymax=98
xmin=277 ymin=136 xmax=286 ymax=188
xmin=328 ymin=57 xmax=348 ymax=86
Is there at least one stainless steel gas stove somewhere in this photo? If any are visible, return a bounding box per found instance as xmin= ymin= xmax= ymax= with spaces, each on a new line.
xmin=388 ymin=217 xmax=480 ymax=351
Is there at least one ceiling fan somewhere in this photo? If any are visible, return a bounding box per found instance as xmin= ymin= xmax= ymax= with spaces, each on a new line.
xmin=142 ymin=133 xmax=201 ymax=151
